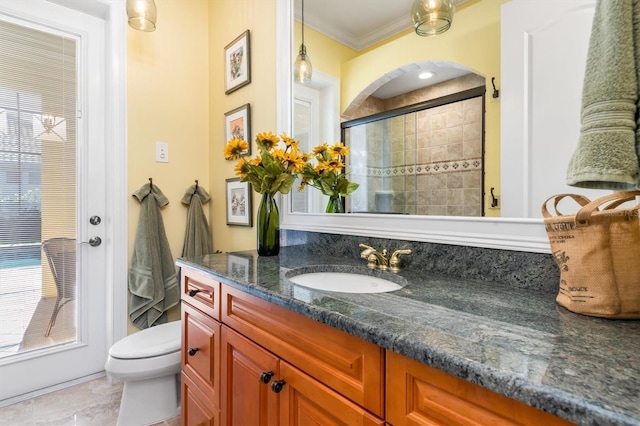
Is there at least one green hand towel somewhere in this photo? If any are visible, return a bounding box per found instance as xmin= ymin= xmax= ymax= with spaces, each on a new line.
xmin=181 ymin=184 xmax=213 ymax=258
xmin=128 ymin=183 xmax=180 ymax=329
xmin=566 ymin=0 xmax=640 ymax=189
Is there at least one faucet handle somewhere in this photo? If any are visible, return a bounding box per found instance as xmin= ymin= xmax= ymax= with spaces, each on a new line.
xmin=359 ymin=243 xmax=376 ymax=259
xmin=389 ymin=249 xmax=412 ymax=271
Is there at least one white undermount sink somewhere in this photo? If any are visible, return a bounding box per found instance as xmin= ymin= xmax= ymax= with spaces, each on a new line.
xmin=286 ymin=269 xmax=405 ymax=294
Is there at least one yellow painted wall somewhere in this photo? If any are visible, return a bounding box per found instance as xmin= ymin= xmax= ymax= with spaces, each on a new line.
xmin=127 ymin=0 xmax=210 ymax=332
xmin=340 ymin=0 xmax=508 ymax=216
xmin=125 ymin=2 xmax=506 ymax=334
xmin=207 ymin=0 xmax=278 ymax=253
xmin=293 ymin=22 xmax=359 ymax=78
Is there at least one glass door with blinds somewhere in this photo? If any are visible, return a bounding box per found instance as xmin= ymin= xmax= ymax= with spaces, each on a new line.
xmin=0 ymin=1 xmax=109 ymax=402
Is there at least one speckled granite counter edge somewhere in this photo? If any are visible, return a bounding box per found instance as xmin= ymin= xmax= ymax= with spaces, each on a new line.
xmin=176 ymin=258 xmax=638 ymax=426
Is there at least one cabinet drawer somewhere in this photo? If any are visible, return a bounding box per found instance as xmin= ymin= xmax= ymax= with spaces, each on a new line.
xmin=386 ymin=350 xmax=575 ymax=426
xmin=182 ymin=302 xmax=220 ymax=407
xmin=181 ymin=269 xmax=220 ymax=319
xmin=222 ymin=285 xmax=385 ymax=417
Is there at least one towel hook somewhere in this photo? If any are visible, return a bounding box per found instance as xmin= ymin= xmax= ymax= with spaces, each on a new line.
xmin=491 ymin=77 xmax=500 ymax=99
xmin=193 ymin=179 xmax=199 ymax=195
xmin=490 ymin=187 xmax=499 ymax=208
xmin=149 ymin=177 xmax=153 ymax=189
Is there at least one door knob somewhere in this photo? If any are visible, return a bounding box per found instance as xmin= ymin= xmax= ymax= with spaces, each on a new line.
xmin=260 ymin=371 xmax=274 ymax=384
xmin=271 ymin=379 xmax=286 ymax=393
xmin=89 ymin=215 xmax=101 ymax=225
xmin=88 ymin=236 xmax=102 ymax=247
xmin=188 ymin=347 xmax=199 ymax=356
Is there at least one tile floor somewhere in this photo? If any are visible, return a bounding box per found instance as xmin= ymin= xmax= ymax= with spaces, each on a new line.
xmin=0 ymin=376 xmax=181 ymax=426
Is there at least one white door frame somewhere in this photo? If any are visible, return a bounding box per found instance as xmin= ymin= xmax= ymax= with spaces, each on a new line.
xmin=0 ymin=0 xmax=127 ymax=404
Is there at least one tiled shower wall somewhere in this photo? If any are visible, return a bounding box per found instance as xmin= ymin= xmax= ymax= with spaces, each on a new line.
xmin=347 ymin=75 xmax=485 ymax=216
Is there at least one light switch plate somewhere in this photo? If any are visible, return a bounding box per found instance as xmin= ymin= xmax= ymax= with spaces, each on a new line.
xmin=155 ymin=142 xmax=169 ymax=163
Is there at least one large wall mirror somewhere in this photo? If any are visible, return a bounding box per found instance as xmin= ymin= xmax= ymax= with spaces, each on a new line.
xmin=276 ymin=0 xmax=599 ymax=253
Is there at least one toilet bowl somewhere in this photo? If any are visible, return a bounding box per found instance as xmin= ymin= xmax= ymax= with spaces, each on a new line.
xmin=105 ymin=320 xmax=182 ymax=426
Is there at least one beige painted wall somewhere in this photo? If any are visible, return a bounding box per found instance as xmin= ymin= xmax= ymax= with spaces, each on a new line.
xmin=127 ymin=0 xmax=210 ymax=332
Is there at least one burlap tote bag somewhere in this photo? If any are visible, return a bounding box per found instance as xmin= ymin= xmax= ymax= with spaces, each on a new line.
xmin=542 ymin=190 xmax=640 ymax=319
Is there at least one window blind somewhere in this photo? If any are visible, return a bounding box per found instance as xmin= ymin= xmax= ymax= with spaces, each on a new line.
xmin=0 ymin=17 xmax=78 ymax=356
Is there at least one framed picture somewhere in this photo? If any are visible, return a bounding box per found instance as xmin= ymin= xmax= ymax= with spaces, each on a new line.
xmin=227 ymin=253 xmax=252 ymax=281
xmin=225 ymin=103 xmax=251 ymax=154
xmin=224 ymin=30 xmax=251 ymax=95
xmin=226 ymin=177 xmax=252 ymax=226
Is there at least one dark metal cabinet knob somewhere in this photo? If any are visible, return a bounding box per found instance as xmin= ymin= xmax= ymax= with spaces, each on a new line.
xmin=260 ymin=371 xmax=274 ymax=384
xmin=188 ymin=289 xmax=201 ymax=297
xmin=188 ymin=347 xmax=199 ymax=356
xmin=271 ymin=379 xmax=286 ymax=393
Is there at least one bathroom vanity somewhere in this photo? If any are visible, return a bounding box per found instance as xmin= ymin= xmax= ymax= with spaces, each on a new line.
xmin=177 ymin=245 xmax=640 ymax=426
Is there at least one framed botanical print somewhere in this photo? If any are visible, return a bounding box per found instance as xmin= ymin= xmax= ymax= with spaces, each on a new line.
xmin=226 ymin=177 xmax=252 ymax=226
xmin=224 ymin=30 xmax=251 ymax=94
xmin=225 ymin=103 xmax=251 ymax=154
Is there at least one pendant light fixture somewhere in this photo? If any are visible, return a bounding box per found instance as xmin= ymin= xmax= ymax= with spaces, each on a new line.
xmin=127 ymin=0 xmax=157 ymax=32
xmin=411 ymin=0 xmax=455 ymax=37
xmin=294 ymin=0 xmax=312 ymax=83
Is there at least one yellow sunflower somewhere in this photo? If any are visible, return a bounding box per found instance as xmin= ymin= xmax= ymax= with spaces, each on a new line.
xmin=288 ymin=151 xmax=308 ymax=172
xmin=297 ymin=177 xmax=309 ymax=191
xmin=281 ymin=133 xmax=300 ymax=151
xmin=312 ymin=143 xmax=328 ymax=155
xmin=328 ymin=143 xmax=349 ymax=158
xmin=234 ymin=158 xmax=250 ymax=177
xmin=256 ymin=131 xmax=280 ymax=151
xmin=271 ymin=148 xmax=288 ymax=163
xmin=224 ymin=138 xmax=249 ymax=160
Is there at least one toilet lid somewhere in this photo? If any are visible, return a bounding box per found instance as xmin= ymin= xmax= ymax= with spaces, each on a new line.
xmin=109 ymin=321 xmax=181 ymax=359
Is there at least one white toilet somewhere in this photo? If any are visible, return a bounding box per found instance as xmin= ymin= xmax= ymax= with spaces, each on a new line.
xmin=105 ymin=320 xmax=182 ymax=426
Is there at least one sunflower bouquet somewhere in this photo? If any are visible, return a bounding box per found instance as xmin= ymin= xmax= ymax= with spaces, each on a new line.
xmin=224 ymin=132 xmax=308 ymax=195
xmin=299 ymin=142 xmax=359 ymax=213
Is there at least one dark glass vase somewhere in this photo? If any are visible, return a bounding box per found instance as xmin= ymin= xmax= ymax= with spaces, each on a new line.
xmin=257 ymin=192 xmax=280 ymax=256
xmin=325 ymin=196 xmax=344 ymax=213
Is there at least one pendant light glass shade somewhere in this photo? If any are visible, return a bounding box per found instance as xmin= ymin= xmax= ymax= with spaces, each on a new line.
xmin=127 ymin=0 xmax=157 ymax=32
xmin=294 ymin=0 xmax=312 ymax=83
xmin=411 ymin=0 xmax=455 ymax=36
xmin=294 ymin=44 xmax=312 ymax=83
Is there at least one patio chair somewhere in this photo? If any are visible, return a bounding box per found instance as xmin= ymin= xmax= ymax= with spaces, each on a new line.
xmin=42 ymin=237 xmax=76 ymax=337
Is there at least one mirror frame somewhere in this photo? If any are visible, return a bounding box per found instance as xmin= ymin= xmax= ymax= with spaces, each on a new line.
xmin=276 ymin=0 xmax=550 ymax=253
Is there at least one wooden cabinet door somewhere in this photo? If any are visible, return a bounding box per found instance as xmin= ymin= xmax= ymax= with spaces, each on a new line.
xmin=182 ymin=372 xmax=220 ymax=426
xmin=386 ymin=350 xmax=574 ymax=426
xmin=279 ymin=361 xmax=384 ymax=426
xmin=221 ymin=326 xmax=280 ymax=426
xmin=182 ymin=302 xmax=221 ymax=407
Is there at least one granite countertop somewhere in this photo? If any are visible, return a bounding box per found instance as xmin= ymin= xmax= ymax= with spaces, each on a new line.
xmin=176 ymin=247 xmax=640 ymax=426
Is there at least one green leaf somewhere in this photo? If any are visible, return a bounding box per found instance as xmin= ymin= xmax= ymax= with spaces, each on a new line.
xmin=344 ymin=181 xmax=359 ymax=195
xmin=320 ymin=179 xmax=335 ymax=197
xmin=275 ymin=174 xmax=296 ymax=194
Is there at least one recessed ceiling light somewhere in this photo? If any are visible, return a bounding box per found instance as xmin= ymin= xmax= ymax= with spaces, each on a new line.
xmin=419 ymin=71 xmax=435 ymax=79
